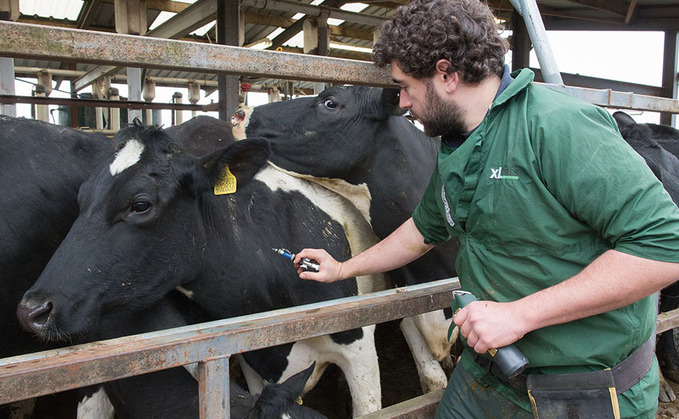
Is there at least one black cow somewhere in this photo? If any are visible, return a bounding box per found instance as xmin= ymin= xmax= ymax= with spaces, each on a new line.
xmin=232 ymin=85 xmax=458 ymax=391
xmin=613 ymin=111 xmax=679 ymax=403
xmin=0 ymin=116 xmax=113 ymax=419
xmin=17 ymin=121 xmax=381 ymax=416
xmin=0 ymin=116 xmax=113 ymax=358
xmin=80 ymin=291 xmax=325 ymax=419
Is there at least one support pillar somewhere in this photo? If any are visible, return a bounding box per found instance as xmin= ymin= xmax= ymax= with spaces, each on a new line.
xmin=143 ymin=78 xmax=156 ymax=125
xmin=510 ymin=9 xmax=531 ymax=72
xmin=115 ymin=0 xmax=146 ymax=125
xmin=661 ymin=30 xmax=678 ymax=127
xmin=304 ymin=12 xmax=329 ymax=95
xmin=108 ymin=87 xmax=120 ymax=131
xmin=0 ymin=0 xmax=18 ymax=117
xmin=34 ymin=84 xmax=48 ymax=122
xmin=93 ymin=76 xmax=111 ymax=130
xmin=127 ymin=67 xmax=142 ymax=123
xmin=172 ymin=92 xmax=183 ymax=125
xmin=217 ymin=0 xmax=242 ymax=121
xmin=188 ymin=82 xmax=200 ymax=119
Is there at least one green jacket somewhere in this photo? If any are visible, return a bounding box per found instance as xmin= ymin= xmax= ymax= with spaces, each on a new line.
xmin=413 ymin=68 xmax=679 ymax=414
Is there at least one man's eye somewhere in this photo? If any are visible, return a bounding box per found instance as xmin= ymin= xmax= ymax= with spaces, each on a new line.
xmin=130 ymin=201 xmax=151 ymax=214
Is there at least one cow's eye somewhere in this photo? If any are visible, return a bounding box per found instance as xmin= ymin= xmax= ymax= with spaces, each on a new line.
xmin=323 ymin=99 xmax=337 ymax=109
xmin=130 ymin=201 xmax=151 ymax=214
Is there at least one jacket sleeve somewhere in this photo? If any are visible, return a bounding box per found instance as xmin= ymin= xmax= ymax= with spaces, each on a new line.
xmin=412 ymin=166 xmax=452 ymax=246
xmin=532 ymin=98 xmax=679 ymax=263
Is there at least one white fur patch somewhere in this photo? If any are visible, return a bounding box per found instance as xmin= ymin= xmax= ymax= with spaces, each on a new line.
xmin=256 ymin=164 xmax=387 ymax=295
xmin=175 ymin=285 xmax=195 ymax=300
xmin=241 ymin=325 xmax=381 ymax=416
xmin=77 ymin=387 xmax=114 ymax=419
xmin=109 ymin=139 xmax=145 ymax=176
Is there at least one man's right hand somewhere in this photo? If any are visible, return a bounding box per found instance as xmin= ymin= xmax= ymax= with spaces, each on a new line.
xmin=295 ymin=249 xmax=344 ymax=283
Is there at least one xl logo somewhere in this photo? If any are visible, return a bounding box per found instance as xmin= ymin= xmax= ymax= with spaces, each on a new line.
xmin=489 ymin=166 xmax=519 ymax=180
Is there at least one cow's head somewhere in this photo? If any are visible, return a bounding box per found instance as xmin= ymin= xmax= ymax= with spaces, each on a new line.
xmin=17 ymin=121 xmax=270 ymax=341
xmin=237 ymin=86 xmax=417 ymax=183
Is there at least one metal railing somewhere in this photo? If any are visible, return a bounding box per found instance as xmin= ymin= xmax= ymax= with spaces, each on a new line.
xmin=0 ymin=21 xmax=677 ymax=114
xmin=0 ymin=278 xmax=460 ymax=417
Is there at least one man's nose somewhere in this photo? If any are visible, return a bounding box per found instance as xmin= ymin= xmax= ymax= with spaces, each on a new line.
xmin=399 ymin=90 xmax=412 ymax=109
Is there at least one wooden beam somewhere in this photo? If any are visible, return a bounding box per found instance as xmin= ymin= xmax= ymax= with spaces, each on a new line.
xmin=102 ymin=0 xmax=190 ymax=14
xmin=624 ymin=0 xmax=638 ymax=24
xmin=562 ymin=0 xmax=629 ymax=17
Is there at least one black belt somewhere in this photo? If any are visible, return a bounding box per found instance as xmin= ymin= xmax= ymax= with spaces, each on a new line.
xmin=472 ymin=336 xmax=655 ymax=395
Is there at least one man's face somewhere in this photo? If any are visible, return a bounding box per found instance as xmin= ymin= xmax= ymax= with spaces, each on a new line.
xmin=391 ymin=64 xmax=465 ymax=137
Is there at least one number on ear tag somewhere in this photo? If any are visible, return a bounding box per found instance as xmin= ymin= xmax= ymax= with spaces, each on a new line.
xmin=214 ymin=165 xmax=237 ymax=195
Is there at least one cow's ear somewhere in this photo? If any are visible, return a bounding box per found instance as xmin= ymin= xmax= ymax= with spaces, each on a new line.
xmin=280 ymin=362 xmax=316 ymax=397
xmin=613 ymin=111 xmax=636 ymax=130
xmin=188 ymin=138 xmax=271 ymax=194
xmin=380 ymin=88 xmax=407 ymax=116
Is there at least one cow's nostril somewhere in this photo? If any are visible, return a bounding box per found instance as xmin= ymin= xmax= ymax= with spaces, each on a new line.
xmin=17 ymin=300 xmax=54 ymax=332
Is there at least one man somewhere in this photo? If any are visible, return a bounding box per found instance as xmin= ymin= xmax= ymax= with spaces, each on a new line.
xmin=295 ymin=0 xmax=679 ymax=417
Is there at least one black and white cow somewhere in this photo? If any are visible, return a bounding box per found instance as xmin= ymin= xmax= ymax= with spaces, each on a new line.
xmin=232 ymin=85 xmax=458 ymax=392
xmin=613 ymin=111 xmax=679 ymax=403
xmin=17 ymin=121 xmax=381 ymax=416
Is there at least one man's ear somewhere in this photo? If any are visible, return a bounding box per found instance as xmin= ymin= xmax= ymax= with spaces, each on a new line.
xmin=435 ymin=59 xmax=458 ymax=93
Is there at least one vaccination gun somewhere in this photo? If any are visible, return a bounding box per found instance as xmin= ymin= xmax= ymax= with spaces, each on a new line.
xmin=272 ymin=248 xmax=320 ymax=272
xmin=453 ymin=290 xmax=530 ymax=379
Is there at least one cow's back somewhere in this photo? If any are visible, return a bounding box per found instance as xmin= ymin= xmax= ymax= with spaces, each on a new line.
xmin=0 ymin=116 xmax=113 ymax=356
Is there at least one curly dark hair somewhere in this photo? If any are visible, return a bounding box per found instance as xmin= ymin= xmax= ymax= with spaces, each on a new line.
xmin=373 ymin=0 xmax=509 ymax=84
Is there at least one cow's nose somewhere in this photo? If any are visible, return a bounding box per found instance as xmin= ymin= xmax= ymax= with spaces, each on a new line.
xmin=17 ymin=299 xmax=54 ymax=333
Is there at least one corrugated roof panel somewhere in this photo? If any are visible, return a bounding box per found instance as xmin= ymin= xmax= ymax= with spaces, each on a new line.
xmin=20 ymin=0 xmax=84 ymax=21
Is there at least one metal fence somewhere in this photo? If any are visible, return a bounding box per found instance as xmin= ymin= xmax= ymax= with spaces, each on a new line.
xmin=0 ymin=278 xmax=460 ymax=417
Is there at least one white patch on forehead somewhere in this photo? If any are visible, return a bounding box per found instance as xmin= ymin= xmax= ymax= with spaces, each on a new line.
xmin=109 ymin=139 xmax=145 ymax=176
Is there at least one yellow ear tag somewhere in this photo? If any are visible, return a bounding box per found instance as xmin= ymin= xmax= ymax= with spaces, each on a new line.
xmin=214 ymin=165 xmax=237 ymax=195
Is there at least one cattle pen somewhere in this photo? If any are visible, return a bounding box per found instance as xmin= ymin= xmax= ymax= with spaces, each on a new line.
xmin=1 ymin=0 xmax=679 ymax=417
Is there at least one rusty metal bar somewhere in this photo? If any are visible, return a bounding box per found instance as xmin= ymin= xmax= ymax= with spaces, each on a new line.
xmin=356 ymin=389 xmax=444 ymax=419
xmin=197 ymin=357 xmax=230 ymax=418
xmin=0 ymin=21 xmax=394 ymax=88
xmin=539 ymin=82 xmax=679 ymax=114
xmin=0 ymin=277 xmax=459 ymax=405
xmin=0 ymin=94 xmax=205 ymax=111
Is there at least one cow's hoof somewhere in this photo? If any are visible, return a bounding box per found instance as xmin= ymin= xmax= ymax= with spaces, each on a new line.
xmin=660 ymin=371 xmax=676 ymax=403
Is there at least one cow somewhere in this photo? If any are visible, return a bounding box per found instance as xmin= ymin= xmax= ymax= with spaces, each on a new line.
xmin=0 ymin=115 xmax=114 ymax=419
xmin=17 ymin=121 xmax=382 ymax=416
xmin=232 ymin=85 xmax=459 ymax=392
xmin=78 ymin=290 xmax=326 ymax=419
xmin=613 ymin=111 xmax=679 ymax=403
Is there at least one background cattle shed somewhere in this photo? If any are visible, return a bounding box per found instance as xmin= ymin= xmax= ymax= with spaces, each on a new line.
xmin=1 ymin=1 xmax=679 ymax=418
xmin=0 ymin=0 xmax=677 ymax=131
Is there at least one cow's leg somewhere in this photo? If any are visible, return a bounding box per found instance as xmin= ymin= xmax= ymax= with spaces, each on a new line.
xmin=400 ymin=316 xmax=449 ymax=393
xmin=658 ymin=284 xmax=679 ymax=383
xmin=239 ymin=356 xmax=267 ymax=395
xmin=327 ymin=325 xmax=381 ymax=416
xmin=659 ymin=367 xmax=677 ymax=403
xmin=77 ymin=387 xmax=115 ymax=419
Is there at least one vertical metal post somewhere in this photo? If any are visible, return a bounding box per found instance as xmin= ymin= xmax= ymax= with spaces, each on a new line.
xmin=0 ymin=57 xmax=15 ymax=116
xmin=509 ymin=0 xmax=563 ymax=85
xmin=661 ymin=30 xmax=678 ymax=127
xmin=109 ymin=87 xmax=120 ymax=131
xmin=197 ymin=357 xmax=230 ymax=419
xmin=218 ymin=0 xmax=241 ymax=121
xmin=127 ymin=67 xmax=142 ymax=123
